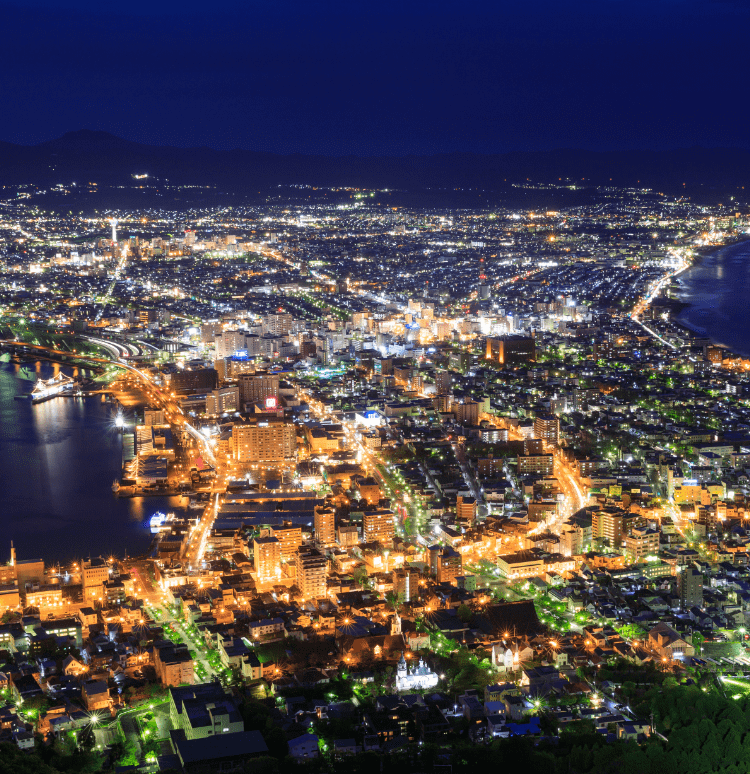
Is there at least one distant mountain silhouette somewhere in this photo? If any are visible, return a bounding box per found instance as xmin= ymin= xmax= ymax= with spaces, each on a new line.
xmin=0 ymin=130 xmax=748 ymax=195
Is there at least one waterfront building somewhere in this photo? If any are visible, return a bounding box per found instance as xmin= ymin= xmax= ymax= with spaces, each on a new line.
xmin=15 ymin=559 xmax=43 ymax=590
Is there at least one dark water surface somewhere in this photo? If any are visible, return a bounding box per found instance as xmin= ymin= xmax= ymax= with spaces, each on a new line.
xmin=0 ymin=360 xmax=183 ymax=564
xmin=676 ymin=239 xmax=750 ymax=357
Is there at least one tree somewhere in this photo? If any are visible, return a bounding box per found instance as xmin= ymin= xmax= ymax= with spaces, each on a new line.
xmin=262 ymin=724 xmax=289 ymax=760
xmin=352 ymin=566 xmax=370 ymax=589
xmin=662 ymin=675 xmax=678 ymax=690
xmin=457 ymin=604 xmax=473 ymax=623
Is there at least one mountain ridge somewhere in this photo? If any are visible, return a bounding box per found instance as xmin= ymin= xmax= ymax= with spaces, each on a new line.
xmin=1 ymin=130 xmax=749 ymax=197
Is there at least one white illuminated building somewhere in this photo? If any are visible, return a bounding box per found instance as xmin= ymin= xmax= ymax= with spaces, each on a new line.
xmin=395 ymin=651 xmax=439 ymax=692
xmin=491 ymin=642 xmax=521 ymax=673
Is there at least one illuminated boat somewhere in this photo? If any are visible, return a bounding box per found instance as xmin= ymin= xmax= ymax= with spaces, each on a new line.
xmin=149 ymin=511 xmax=176 ymax=533
xmin=30 ymin=373 xmax=76 ymax=403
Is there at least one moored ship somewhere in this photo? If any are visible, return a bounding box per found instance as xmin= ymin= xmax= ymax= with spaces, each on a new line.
xmin=30 ymin=373 xmax=77 ymax=403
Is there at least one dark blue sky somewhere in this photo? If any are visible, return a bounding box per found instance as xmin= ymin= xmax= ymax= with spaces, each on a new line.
xmin=3 ymin=0 xmax=749 ymax=155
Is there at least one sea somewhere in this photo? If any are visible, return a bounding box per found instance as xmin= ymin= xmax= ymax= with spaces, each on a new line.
xmin=0 ymin=359 xmax=185 ymax=565
xmin=675 ymin=238 xmax=750 ymax=357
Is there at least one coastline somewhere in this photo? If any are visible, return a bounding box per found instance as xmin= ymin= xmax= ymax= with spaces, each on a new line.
xmin=669 ymin=234 xmax=750 ymax=358
xmin=0 ymin=360 xmax=166 ymax=564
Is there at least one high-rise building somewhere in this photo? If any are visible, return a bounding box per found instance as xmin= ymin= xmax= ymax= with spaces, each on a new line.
xmin=456 ymin=496 xmax=477 ymax=528
xmin=485 ymin=336 xmax=536 ymax=366
xmin=363 ymin=509 xmax=394 ymax=545
xmin=82 ymin=559 xmax=110 ymax=604
xmin=524 ymin=438 xmax=544 ymax=455
xmin=453 ymin=400 xmax=480 ymax=425
xmin=295 ymin=546 xmax=327 ymax=600
xmin=171 ymin=368 xmax=219 ymax=395
xmin=206 ymin=386 xmax=239 ymax=416
xmin=138 ymin=309 xmax=158 ymax=326
xmin=13 ymin=558 xmax=43 ymax=594
xmin=143 ymin=409 xmax=166 ymax=426
xmin=433 ymin=395 xmax=452 ymax=413
xmin=232 ymin=419 xmax=296 ymax=464
xmin=201 ymin=322 xmax=223 ymax=345
xmin=238 ymin=374 xmax=280 ymax=409
xmin=534 ymin=413 xmax=560 ymax=445
xmin=559 ymin=515 xmax=592 ymax=557
xmin=314 ymin=506 xmax=336 ymax=548
xmin=679 ymin=566 xmax=703 ymax=610
xmin=271 ymin=523 xmax=303 ymax=561
xmin=253 ymin=537 xmax=281 ymax=585
xmin=300 ymin=340 xmax=316 ymax=359
xmin=622 ymin=528 xmax=660 ymax=562
xmin=262 ymin=314 xmax=293 ymax=336
xmin=392 ymin=567 xmax=420 ymax=602
xmin=517 ymin=454 xmax=554 ymax=476
xmin=591 ymin=508 xmax=625 ymax=548
xmin=435 ymin=370 xmax=453 ymax=395
xmin=214 ymin=330 xmax=249 ymax=360
xmin=356 ymin=477 xmax=381 ymax=507
xmin=337 ymin=525 xmax=359 ymax=547
xmin=431 ymin=547 xmax=462 ymax=585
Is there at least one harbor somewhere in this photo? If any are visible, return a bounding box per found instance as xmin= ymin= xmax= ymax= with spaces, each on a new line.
xmin=0 ymin=359 xmax=190 ymax=562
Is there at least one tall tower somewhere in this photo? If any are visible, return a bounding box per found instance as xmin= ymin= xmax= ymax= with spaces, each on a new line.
xmin=110 ymin=218 xmax=118 ymax=250
xmin=10 ymin=541 xmax=15 ymax=567
xmin=478 ymin=256 xmax=490 ymax=300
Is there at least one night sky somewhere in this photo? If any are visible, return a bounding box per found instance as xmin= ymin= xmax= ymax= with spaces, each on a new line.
xmin=3 ymin=0 xmax=749 ymax=156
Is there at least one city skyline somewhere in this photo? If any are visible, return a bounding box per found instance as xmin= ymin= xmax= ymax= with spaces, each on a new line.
xmin=2 ymin=1 xmax=750 ymax=771
xmin=1 ymin=154 xmax=750 ymax=774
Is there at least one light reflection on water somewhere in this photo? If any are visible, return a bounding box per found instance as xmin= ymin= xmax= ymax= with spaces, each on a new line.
xmin=675 ymin=240 xmax=750 ymax=356
xmin=0 ymin=361 xmax=186 ymax=563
